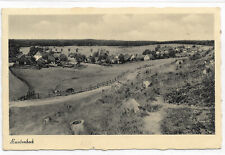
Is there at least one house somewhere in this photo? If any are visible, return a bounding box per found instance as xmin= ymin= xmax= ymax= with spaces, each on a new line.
xmin=111 ymin=57 xmax=118 ymax=64
xmin=130 ymin=54 xmax=136 ymax=61
xmin=34 ymin=51 xmax=42 ymax=61
xmin=144 ymin=55 xmax=150 ymax=61
xmin=175 ymin=48 xmax=179 ymax=52
xmin=114 ymin=55 xmax=119 ymax=64
xmin=156 ymin=51 xmax=160 ymax=56
xmin=19 ymin=47 xmax=30 ymax=55
xmin=183 ymin=49 xmax=187 ymax=53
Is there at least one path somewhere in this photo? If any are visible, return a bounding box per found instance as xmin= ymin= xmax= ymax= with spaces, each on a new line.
xmin=10 ymin=85 xmax=109 ymax=108
xmin=143 ymin=96 xmax=165 ymax=134
xmin=142 ymin=96 xmax=213 ymax=134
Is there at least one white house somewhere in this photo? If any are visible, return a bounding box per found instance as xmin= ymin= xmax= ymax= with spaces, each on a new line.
xmin=156 ymin=51 xmax=160 ymax=56
xmin=19 ymin=47 xmax=30 ymax=55
xmin=144 ymin=55 xmax=150 ymax=61
xmin=34 ymin=51 xmax=42 ymax=61
xmin=68 ymin=57 xmax=78 ymax=65
xmin=130 ymin=54 xmax=136 ymax=61
xmin=183 ymin=50 xmax=187 ymax=53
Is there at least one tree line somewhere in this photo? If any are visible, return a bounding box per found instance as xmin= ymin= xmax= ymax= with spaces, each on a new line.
xmin=9 ymin=39 xmax=214 ymax=49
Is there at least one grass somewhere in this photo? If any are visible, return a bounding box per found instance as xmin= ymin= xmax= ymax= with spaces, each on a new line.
xmin=9 ymin=70 xmax=29 ymax=101
xmin=161 ymin=107 xmax=215 ymax=134
xmin=155 ymin=49 xmax=215 ymax=134
xmin=9 ymin=86 xmax=144 ymax=135
xmin=9 ymin=63 xmax=126 ymax=99
xmin=162 ymin=52 xmax=215 ymax=107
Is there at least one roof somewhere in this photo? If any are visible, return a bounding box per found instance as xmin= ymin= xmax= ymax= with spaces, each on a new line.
xmin=34 ymin=51 xmax=42 ymax=56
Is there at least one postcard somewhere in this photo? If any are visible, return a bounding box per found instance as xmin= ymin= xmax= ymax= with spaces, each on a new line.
xmin=2 ymin=7 xmax=221 ymax=150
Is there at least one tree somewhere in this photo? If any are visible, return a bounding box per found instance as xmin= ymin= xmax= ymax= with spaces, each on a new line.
xmin=93 ymin=51 xmax=99 ymax=57
xmin=155 ymin=45 xmax=161 ymax=51
xmin=18 ymin=55 xmax=36 ymax=65
xmin=47 ymin=55 xmax=55 ymax=63
xmin=18 ymin=55 xmax=26 ymax=65
xmin=143 ymin=49 xmax=151 ymax=55
xmin=98 ymin=51 xmax=108 ymax=62
xmin=37 ymin=58 xmax=46 ymax=69
xmin=118 ymin=54 xmax=125 ymax=63
xmin=90 ymin=56 xmax=96 ymax=64
xmin=74 ymin=53 xmax=84 ymax=65
xmin=59 ymin=54 xmax=68 ymax=61
xmin=28 ymin=46 xmax=43 ymax=56
xmin=168 ymin=48 xmax=176 ymax=58
xmin=9 ymin=43 xmax=21 ymax=60
xmin=42 ymin=51 xmax=49 ymax=60
xmin=105 ymin=56 xmax=111 ymax=64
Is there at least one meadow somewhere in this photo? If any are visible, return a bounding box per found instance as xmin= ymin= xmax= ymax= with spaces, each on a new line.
xmin=9 ymin=60 xmax=155 ymax=100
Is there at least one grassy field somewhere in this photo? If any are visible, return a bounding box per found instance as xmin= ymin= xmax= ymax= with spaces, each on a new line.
xmin=9 ymin=61 xmax=156 ymax=100
xmin=9 ymin=70 xmax=29 ymax=101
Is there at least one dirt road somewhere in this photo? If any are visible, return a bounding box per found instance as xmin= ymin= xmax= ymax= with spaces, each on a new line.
xmin=10 ymin=85 xmax=110 ymax=108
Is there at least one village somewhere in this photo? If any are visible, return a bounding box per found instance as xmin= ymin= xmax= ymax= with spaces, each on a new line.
xmin=9 ymin=44 xmax=212 ymax=69
xmin=9 ymin=41 xmax=215 ymax=135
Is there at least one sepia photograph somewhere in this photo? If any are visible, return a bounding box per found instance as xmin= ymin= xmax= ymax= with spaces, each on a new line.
xmin=2 ymin=8 xmax=221 ymax=149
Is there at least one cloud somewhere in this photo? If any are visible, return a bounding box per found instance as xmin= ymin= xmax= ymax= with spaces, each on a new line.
xmin=9 ymin=14 xmax=214 ymax=41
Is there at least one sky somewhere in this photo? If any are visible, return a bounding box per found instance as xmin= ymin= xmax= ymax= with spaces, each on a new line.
xmin=9 ymin=14 xmax=214 ymax=41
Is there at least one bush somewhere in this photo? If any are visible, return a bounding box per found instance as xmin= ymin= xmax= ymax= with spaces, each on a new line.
xmin=59 ymin=54 xmax=68 ymax=61
xmin=161 ymin=108 xmax=215 ymax=134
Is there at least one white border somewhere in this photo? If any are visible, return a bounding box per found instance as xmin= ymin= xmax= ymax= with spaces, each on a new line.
xmin=0 ymin=0 xmax=225 ymax=154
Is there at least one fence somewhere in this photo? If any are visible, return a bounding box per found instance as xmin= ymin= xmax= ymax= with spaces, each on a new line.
xmin=47 ymin=70 xmax=130 ymax=98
